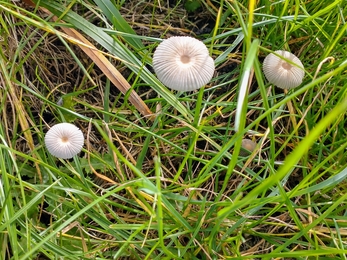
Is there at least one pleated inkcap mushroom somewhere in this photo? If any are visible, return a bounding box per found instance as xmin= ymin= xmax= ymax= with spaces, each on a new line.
xmin=45 ymin=122 xmax=84 ymax=159
xmin=153 ymin=36 xmax=215 ymax=91
xmin=263 ymin=50 xmax=305 ymax=89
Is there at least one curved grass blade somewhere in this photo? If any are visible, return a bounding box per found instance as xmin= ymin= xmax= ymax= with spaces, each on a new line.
xmin=93 ymin=0 xmax=146 ymax=52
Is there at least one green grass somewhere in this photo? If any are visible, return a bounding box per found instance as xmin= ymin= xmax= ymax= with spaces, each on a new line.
xmin=0 ymin=0 xmax=347 ymax=259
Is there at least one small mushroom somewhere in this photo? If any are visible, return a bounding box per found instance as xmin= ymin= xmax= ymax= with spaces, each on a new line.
xmin=240 ymin=139 xmax=257 ymax=156
xmin=263 ymin=50 xmax=305 ymax=89
xmin=152 ymin=36 xmax=215 ymax=91
xmin=44 ymin=123 xmax=84 ymax=159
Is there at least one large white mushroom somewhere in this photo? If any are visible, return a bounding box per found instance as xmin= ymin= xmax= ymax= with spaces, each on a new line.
xmin=263 ymin=50 xmax=305 ymax=89
xmin=44 ymin=123 xmax=84 ymax=159
xmin=152 ymin=36 xmax=215 ymax=91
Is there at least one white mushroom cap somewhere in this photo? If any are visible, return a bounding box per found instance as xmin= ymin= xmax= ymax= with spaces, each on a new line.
xmin=153 ymin=36 xmax=215 ymax=91
xmin=263 ymin=50 xmax=305 ymax=89
xmin=44 ymin=123 xmax=84 ymax=159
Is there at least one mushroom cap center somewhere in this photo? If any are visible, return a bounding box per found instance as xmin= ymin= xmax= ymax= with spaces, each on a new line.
xmin=180 ymin=55 xmax=190 ymax=64
xmin=61 ymin=136 xmax=69 ymax=143
xmin=281 ymin=62 xmax=292 ymax=70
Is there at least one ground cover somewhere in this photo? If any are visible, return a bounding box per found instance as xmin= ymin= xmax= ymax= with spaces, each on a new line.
xmin=0 ymin=0 xmax=347 ymax=259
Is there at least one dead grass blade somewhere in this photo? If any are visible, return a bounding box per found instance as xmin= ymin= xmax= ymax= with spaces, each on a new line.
xmin=23 ymin=0 xmax=153 ymax=118
xmin=55 ymin=20 xmax=154 ymax=118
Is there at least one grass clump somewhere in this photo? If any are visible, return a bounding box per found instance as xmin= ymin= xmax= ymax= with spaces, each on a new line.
xmin=0 ymin=0 xmax=347 ymax=259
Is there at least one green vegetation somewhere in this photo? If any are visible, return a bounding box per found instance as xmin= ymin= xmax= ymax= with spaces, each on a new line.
xmin=0 ymin=0 xmax=347 ymax=259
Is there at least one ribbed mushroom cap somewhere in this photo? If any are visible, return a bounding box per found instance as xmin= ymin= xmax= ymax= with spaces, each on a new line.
xmin=153 ymin=36 xmax=215 ymax=91
xmin=263 ymin=50 xmax=305 ymax=89
xmin=44 ymin=123 xmax=84 ymax=159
